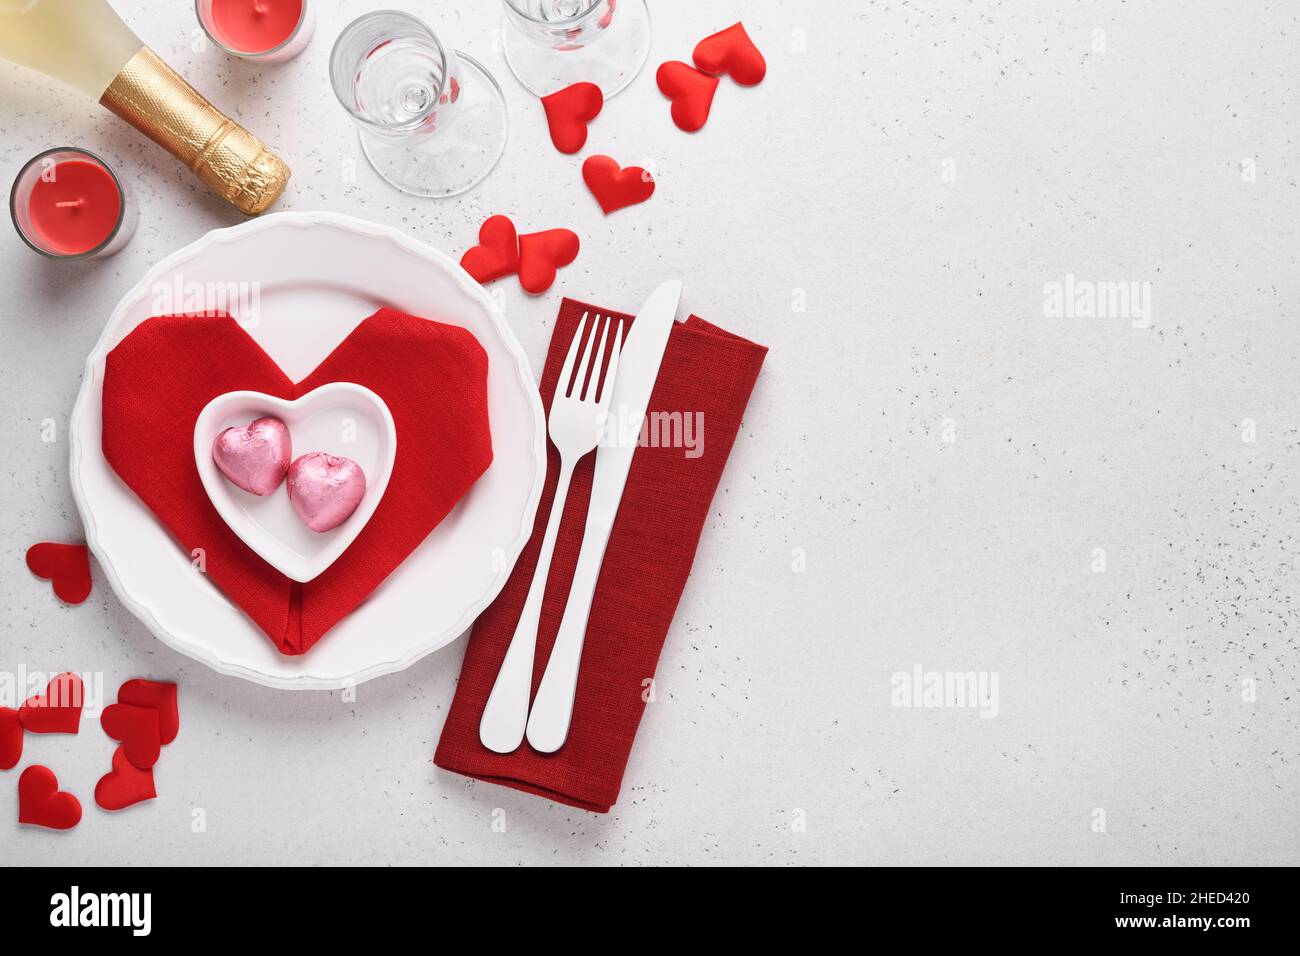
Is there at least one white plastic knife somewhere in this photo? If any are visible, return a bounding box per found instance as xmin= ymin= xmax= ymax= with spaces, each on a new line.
xmin=525 ymin=279 xmax=683 ymax=753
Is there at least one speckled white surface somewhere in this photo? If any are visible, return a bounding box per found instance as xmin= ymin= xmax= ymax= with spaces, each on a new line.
xmin=2 ymin=0 xmax=1298 ymax=865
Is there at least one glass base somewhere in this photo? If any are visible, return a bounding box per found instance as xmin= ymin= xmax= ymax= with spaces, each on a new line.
xmin=359 ymin=52 xmax=508 ymax=198
xmin=502 ymin=0 xmax=652 ymax=98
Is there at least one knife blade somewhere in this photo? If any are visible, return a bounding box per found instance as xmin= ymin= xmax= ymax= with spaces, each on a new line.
xmin=525 ymin=279 xmax=683 ymax=752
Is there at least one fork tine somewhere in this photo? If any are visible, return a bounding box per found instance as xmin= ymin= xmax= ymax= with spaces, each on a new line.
xmin=558 ymin=313 xmax=589 ymax=398
xmin=574 ymin=313 xmax=600 ymax=399
xmin=595 ymin=320 xmax=624 ymax=406
xmin=582 ymin=315 xmax=613 ymax=401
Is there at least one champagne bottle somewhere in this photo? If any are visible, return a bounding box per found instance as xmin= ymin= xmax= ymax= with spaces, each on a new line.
xmin=0 ymin=0 xmax=289 ymax=215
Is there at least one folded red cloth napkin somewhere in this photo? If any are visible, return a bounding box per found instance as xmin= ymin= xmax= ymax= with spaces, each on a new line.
xmin=101 ymin=309 xmax=493 ymax=655
xmin=435 ymin=297 xmax=767 ymax=812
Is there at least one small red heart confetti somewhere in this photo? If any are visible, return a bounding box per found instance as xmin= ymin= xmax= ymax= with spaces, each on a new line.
xmin=18 ymin=672 xmax=84 ymax=735
xmin=517 ymin=229 xmax=580 ymax=295
xmin=656 ymin=61 xmax=720 ymax=132
xmin=693 ymin=22 xmax=767 ymax=86
xmin=0 ymin=707 xmax=22 ymax=771
xmin=95 ymin=745 xmax=157 ymax=812
xmin=25 ymin=542 xmax=92 ymax=605
xmin=18 ymin=765 xmax=81 ymax=830
xmin=582 ymin=155 xmax=656 ymax=214
xmin=541 ymin=82 xmax=604 ymax=154
xmin=101 ymin=703 xmax=161 ymax=770
xmin=460 ymin=215 xmax=520 ymax=284
xmin=118 ymin=679 xmax=180 ymax=746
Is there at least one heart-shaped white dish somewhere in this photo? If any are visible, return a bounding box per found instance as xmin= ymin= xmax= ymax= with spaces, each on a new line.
xmin=193 ymin=383 xmax=397 ymax=583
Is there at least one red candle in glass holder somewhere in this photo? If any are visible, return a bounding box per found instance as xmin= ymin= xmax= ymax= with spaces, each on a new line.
xmin=27 ymin=159 xmax=121 ymax=255
xmin=10 ymin=148 xmax=135 ymax=259
xmin=198 ymin=0 xmax=315 ymax=62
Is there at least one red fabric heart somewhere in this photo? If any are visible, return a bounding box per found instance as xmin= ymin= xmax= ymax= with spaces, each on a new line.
xmin=101 ymin=703 xmax=161 ymax=770
xmin=460 ymin=215 xmax=520 ymax=283
xmin=95 ymin=745 xmax=157 ymax=811
xmin=517 ymin=229 xmax=580 ymax=295
xmin=0 ymin=707 xmax=21 ymax=771
xmin=656 ymin=61 xmax=720 ymax=132
xmin=693 ymin=22 xmax=766 ymax=86
xmin=25 ymin=542 xmax=92 ymax=605
xmin=540 ymin=82 xmax=604 ymax=154
xmin=118 ymin=679 xmax=179 ymax=746
xmin=18 ymin=765 xmax=81 ymax=830
xmin=101 ymin=309 xmax=493 ymax=656
xmin=18 ymin=672 xmax=83 ymax=734
xmin=582 ymin=155 xmax=656 ymax=214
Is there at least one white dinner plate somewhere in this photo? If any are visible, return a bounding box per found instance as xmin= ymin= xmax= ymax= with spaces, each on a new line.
xmin=69 ymin=212 xmax=546 ymax=690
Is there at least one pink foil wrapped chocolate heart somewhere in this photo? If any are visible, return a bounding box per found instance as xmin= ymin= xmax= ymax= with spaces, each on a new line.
xmin=287 ymin=453 xmax=367 ymax=533
xmin=212 ymin=416 xmax=291 ymax=496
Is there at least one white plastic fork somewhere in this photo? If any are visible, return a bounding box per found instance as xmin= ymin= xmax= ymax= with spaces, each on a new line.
xmin=479 ymin=313 xmax=624 ymax=754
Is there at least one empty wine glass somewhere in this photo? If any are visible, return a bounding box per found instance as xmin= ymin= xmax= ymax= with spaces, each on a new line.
xmin=501 ymin=0 xmax=651 ymax=98
xmin=330 ymin=11 xmax=508 ymax=198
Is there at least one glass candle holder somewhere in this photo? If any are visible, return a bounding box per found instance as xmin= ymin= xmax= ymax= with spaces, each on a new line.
xmin=501 ymin=0 xmax=651 ymax=98
xmin=10 ymin=147 xmax=137 ymax=260
xmin=196 ymin=0 xmax=315 ymax=64
xmin=330 ymin=11 xmax=508 ymax=198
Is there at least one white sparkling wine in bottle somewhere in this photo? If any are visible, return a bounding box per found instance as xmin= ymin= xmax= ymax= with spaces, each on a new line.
xmin=0 ymin=0 xmax=290 ymax=214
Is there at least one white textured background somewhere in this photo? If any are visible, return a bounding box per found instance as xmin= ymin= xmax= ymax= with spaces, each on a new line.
xmin=2 ymin=0 xmax=1297 ymax=865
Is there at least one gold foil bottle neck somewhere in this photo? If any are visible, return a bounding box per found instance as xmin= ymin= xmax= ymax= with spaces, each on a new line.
xmin=100 ymin=47 xmax=289 ymax=215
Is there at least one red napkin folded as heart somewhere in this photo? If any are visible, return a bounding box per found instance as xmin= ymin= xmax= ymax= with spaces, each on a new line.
xmin=435 ymin=297 xmax=767 ymax=812
xmin=101 ymin=309 xmax=493 ymax=656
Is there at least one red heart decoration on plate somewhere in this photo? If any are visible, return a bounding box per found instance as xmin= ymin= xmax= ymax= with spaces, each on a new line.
xmin=0 ymin=707 xmax=21 ymax=771
xmin=518 ymin=229 xmax=580 ymax=295
xmin=656 ymin=61 xmax=720 ymax=132
xmin=541 ymin=82 xmax=604 ymax=154
xmin=18 ymin=672 xmax=83 ymax=734
xmin=101 ymin=309 xmax=493 ymax=656
xmin=18 ymin=765 xmax=81 ymax=830
xmin=460 ymin=215 xmax=520 ymax=283
xmin=118 ymin=679 xmax=180 ymax=746
xmin=25 ymin=542 xmax=92 ymax=605
xmin=582 ymin=155 xmax=656 ymax=214
xmin=101 ymin=703 xmax=161 ymax=770
xmin=693 ymin=22 xmax=767 ymax=86
xmin=95 ymin=745 xmax=157 ymax=811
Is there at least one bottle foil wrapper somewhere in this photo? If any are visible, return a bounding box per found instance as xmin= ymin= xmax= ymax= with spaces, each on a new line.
xmin=100 ymin=47 xmax=289 ymax=216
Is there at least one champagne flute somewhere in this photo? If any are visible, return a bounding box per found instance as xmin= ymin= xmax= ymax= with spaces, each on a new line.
xmin=500 ymin=0 xmax=651 ymax=98
xmin=330 ymin=11 xmax=508 ymax=199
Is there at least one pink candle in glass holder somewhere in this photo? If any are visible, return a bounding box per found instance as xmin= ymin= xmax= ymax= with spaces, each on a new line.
xmin=196 ymin=0 xmax=315 ymax=63
xmin=10 ymin=148 xmax=136 ymax=260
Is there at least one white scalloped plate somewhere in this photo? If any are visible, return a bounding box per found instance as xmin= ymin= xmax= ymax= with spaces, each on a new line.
xmin=69 ymin=212 xmax=546 ymax=690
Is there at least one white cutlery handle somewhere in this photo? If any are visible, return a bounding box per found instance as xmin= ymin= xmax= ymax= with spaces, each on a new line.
xmin=525 ymin=522 xmax=606 ymax=753
xmin=479 ymin=459 xmax=574 ymax=754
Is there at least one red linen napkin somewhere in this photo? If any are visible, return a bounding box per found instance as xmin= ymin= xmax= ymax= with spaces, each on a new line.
xmin=101 ymin=309 xmax=493 ymax=656
xmin=435 ymin=297 xmax=767 ymax=812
